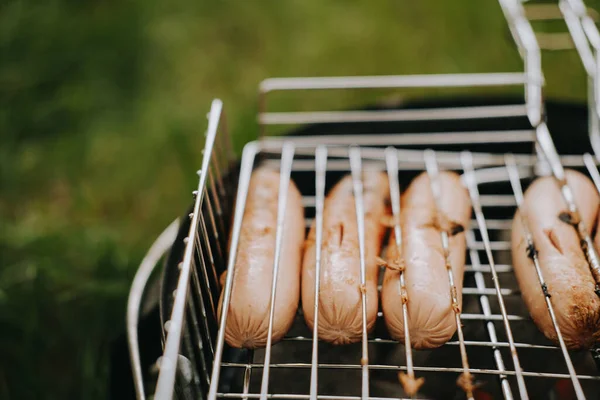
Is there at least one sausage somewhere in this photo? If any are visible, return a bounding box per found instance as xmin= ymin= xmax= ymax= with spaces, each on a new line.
xmin=301 ymin=170 xmax=390 ymax=345
xmin=511 ymin=169 xmax=600 ymax=349
xmin=216 ymin=166 xmax=305 ymax=348
xmin=381 ymin=171 xmax=472 ymax=349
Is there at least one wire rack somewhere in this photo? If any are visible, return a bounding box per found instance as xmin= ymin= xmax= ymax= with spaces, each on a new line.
xmin=127 ymin=0 xmax=600 ymax=399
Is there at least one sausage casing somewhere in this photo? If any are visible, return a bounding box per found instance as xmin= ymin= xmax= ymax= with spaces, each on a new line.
xmin=511 ymin=169 xmax=600 ymax=349
xmin=381 ymin=171 xmax=472 ymax=349
xmin=301 ymin=171 xmax=390 ymax=345
xmin=217 ymin=167 xmax=305 ymax=348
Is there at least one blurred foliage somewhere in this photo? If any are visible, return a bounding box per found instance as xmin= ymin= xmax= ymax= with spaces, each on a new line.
xmin=1 ymin=0 xmax=599 ymax=398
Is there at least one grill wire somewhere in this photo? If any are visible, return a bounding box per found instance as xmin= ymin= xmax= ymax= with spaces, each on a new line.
xmin=205 ymin=140 xmax=600 ymax=400
xmin=125 ymin=0 xmax=600 ymax=399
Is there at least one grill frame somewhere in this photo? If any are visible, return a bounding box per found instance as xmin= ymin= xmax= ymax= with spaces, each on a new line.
xmin=125 ymin=103 xmax=600 ymax=400
xmin=124 ymin=0 xmax=600 ymax=399
xmin=131 ymin=114 xmax=600 ymax=400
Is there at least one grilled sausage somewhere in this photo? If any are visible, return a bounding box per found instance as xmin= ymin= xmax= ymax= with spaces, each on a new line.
xmin=381 ymin=171 xmax=472 ymax=349
xmin=511 ymin=169 xmax=600 ymax=349
xmin=301 ymin=170 xmax=391 ymax=345
xmin=216 ymin=166 xmax=305 ymax=348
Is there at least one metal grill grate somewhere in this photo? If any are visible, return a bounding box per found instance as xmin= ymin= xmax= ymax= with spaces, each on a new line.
xmin=207 ymin=138 xmax=600 ymax=400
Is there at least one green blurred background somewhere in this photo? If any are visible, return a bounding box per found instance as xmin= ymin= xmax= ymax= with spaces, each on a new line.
xmin=1 ymin=0 xmax=599 ymax=398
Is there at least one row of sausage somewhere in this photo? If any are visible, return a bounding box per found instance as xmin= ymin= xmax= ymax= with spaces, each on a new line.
xmin=215 ymin=165 xmax=600 ymax=351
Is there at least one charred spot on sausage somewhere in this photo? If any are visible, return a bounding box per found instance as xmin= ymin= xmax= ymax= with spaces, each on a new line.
xmin=558 ymin=211 xmax=580 ymax=226
xmin=558 ymin=211 xmax=572 ymax=225
xmin=449 ymin=222 xmax=465 ymax=236
xmin=526 ymin=242 xmax=538 ymax=259
xmin=541 ymin=283 xmax=551 ymax=298
xmin=422 ymin=217 xmax=464 ymax=237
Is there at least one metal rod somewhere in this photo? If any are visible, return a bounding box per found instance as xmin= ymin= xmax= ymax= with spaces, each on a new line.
xmin=222 ymin=395 xmax=417 ymax=400
xmin=301 ymin=194 xmax=517 ymax=208
xmin=208 ymin=165 xmax=226 ymax=224
xmin=204 ymin=175 xmax=228 ymax=263
xmin=383 ymin=146 xmax=421 ymax=397
xmin=155 ymin=99 xmax=223 ymax=400
xmin=259 ymin=72 xmax=529 ymax=92
xmin=272 ymin=145 xmax=508 ymax=168
xmin=179 ymin=309 xmax=204 ymax=398
xmin=466 ymin=229 xmax=514 ymax=400
xmin=582 ymin=13 xmax=600 ymax=48
xmin=300 ymin=308 xmax=525 ymax=321
xmin=583 ymin=152 xmax=600 ymax=287
xmin=565 ymin=0 xmax=589 ymax=16
xmin=423 ymin=149 xmax=474 ymax=400
xmin=465 ymin=263 xmax=513 ymax=273
xmin=595 ymin=44 xmax=600 ymax=124
xmin=215 ymin=363 xmax=600 ymax=381
xmin=218 ymin=107 xmax=236 ymax=168
xmin=461 ymin=286 xmax=515 ymax=296
xmin=261 ymin=156 xmax=588 ymax=175
xmin=212 ymin=124 xmax=228 ymax=175
xmin=191 ymin=232 xmax=216 ymax=357
xmin=588 ymin=73 xmax=600 ymax=160
xmin=468 ymin=241 xmax=511 ymax=251
xmin=498 ymin=0 xmax=526 ymax=53
xmin=185 ymin=269 xmax=213 ymax=387
xmin=215 ymin=107 xmax=236 ymax=221
xmin=497 ymin=0 xmax=544 ymax=126
xmin=259 ymin=143 xmax=296 ymax=400
xmin=127 ymin=218 xmax=180 ymax=400
xmin=376 ymin=285 xmax=515 ymax=296
xmin=261 ymin=159 xmax=533 ymax=175
xmin=208 ymin=141 xmax=260 ymax=400
xmin=198 ymin=211 xmax=222 ymax=297
xmin=348 ymin=147 xmax=370 ymax=400
xmin=243 ymin=350 xmax=254 ymax=400
xmin=518 ymin=16 xmax=544 ymax=127
xmin=584 ymin=152 xmax=600 ymax=192
xmin=281 ymin=336 xmax=560 ymax=350
xmin=259 ymin=104 xmax=528 ymax=126
xmin=559 ymin=0 xmax=600 ymax=157
xmin=259 ymin=129 xmax=536 ymax=147
xmin=309 ymin=145 xmax=327 ymax=400
xmin=259 ymin=142 xmax=587 ymax=172
xmin=560 ymin=0 xmax=596 ymax=75
xmin=506 ymin=154 xmax=586 ymax=399
xmin=453 ymin=313 xmax=525 ymax=321
xmin=460 ymin=150 xmax=530 ymax=400
xmin=304 ymin=215 xmax=515 ymax=234
xmin=211 ymin=151 xmax=227 ymax=200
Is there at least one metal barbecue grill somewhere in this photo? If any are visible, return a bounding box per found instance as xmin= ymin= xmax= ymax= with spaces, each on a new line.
xmin=122 ymin=0 xmax=600 ymax=399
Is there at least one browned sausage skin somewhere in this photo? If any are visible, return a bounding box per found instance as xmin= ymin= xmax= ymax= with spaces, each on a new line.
xmin=381 ymin=171 xmax=472 ymax=349
xmin=301 ymin=170 xmax=390 ymax=345
xmin=217 ymin=166 xmax=305 ymax=348
xmin=512 ymin=169 xmax=600 ymax=349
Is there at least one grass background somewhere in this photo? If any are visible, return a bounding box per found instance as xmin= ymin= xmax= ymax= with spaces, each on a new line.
xmin=1 ymin=0 xmax=599 ymax=398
